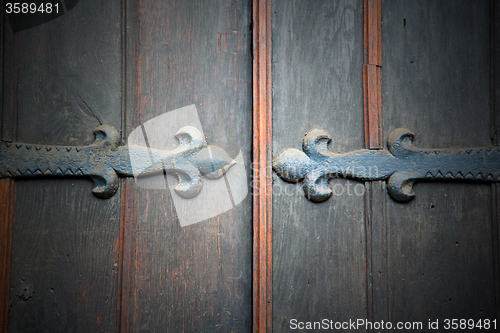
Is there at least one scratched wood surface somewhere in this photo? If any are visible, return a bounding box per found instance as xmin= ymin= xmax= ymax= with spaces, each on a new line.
xmin=127 ymin=0 xmax=253 ymax=332
xmin=271 ymin=0 xmax=366 ymax=331
xmin=382 ymin=0 xmax=497 ymax=326
xmin=5 ymin=1 xmax=122 ymax=332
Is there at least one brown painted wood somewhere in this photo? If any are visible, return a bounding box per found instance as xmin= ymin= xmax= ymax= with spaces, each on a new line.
xmin=5 ymin=2 xmax=123 ymax=332
xmin=128 ymin=1 xmax=253 ymax=331
xmin=253 ymin=0 xmax=272 ymax=332
xmin=383 ymin=0 xmax=495 ymax=324
xmin=0 ymin=179 xmax=14 ymax=333
xmin=363 ymin=64 xmax=382 ymax=149
xmin=363 ymin=0 xmax=382 ymax=149
xmin=272 ymin=0 xmax=365 ymax=331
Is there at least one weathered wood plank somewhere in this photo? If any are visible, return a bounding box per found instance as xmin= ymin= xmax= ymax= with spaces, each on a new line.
xmin=129 ymin=0 xmax=253 ymax=331
xmin=253 ymin=0 xmax=273 ymax=332
xmin=272 ymin=0 xmax=366 ymax=331
xmin=6 ymin=1 xmax=123 ymax=331
xmin=382 ymin=0 xmax=495 ymax=324
xmin=0 ymin=179 xmax=15 ymax=333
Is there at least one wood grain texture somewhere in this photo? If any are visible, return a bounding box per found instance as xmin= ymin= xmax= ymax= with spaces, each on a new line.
xmin=253 ymin=0 xmax=272 ymax=332
xmin=363 ymin=1 xmax=384 ymax=329
xmin=493 ymin=1 xmax=500 ymax=322
xmin=363 ymin=0 xmax=382 ymax=149
xmin=118 ymin=179 xmax=137 ymax=333
xmin=0 ymin=179 xmax=15 ymax=333
xmin=1 ymin=0 xmax=17 ymax=143
xmin=6 ymin=1 xmax=123 ymax=331
xmin=130 ymin=0 xmax=253 ymax=331
xmin=492 ymin=0 xmax=500 ymax=145
xmin=364 ymin=180 xmax=387 ymax=329
xmin=272 ymin=0 xmax=365 ymax=331
xmin=117 ymin=1 xmax=138 ymax=332
xmin=382 ymin=0 xmax=495 ymax=324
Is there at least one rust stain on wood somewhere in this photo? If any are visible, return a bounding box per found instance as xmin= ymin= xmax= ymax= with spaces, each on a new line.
xmin=253 ymin=0 xmax=272 ymax=332
xmin=363 ymin=0 xmax=382 ymax=149
xmin=0 ymin=179 xmax=15 ymax=333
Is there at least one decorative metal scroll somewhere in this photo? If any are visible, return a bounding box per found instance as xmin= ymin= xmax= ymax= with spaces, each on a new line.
xmin=273 ymin=128 xmax=500 ymax=203
xmin=0 ymin=125 xmax=235 ymax=199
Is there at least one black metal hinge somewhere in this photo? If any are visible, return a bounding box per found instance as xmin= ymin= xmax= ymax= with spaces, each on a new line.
xmin=273 ymin=128 xmax=500 ymax=203
xmin=0 ymin=125 xmax=235 ymax=199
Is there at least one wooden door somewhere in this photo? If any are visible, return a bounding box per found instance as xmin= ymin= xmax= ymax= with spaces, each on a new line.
xmin=271 ymin=0 xmax=500 ymax=332
xmin=1 ymin=1 xmax=253 ymax=332
xmin=1 ymin=1 xmax=499 ymax=333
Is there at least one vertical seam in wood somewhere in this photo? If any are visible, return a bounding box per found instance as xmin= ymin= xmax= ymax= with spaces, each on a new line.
xmin=119 ymin=0 xmax=139 ymax=331
xmin=119 ymin=179 xmax=137 ymax=333
xmin=118 ymin=0 xmax=129 ymax=330
xmin=363 ymin=0 xmax=382 ymax=149
xmin=491 ymin=0 xmax=500 ymax=322
xmin=120 ymin=0 xmax=127 ymax=146
xmin=491 ymin=184 xmax=500 ymax=322
xmin=364 ymin=181 xmax=374 ymax=326
xmin=253 ymin=0 xmax=272 ymax=332
xmin=492 ymin=0 xmax=499 ymax=145
xmin=364 ymin=0 xmax=384 ymax=331
xmin=0 ymin=180 xmax=15 ymax=333
xmin=1 ymin=0 xmax=5 ymax=140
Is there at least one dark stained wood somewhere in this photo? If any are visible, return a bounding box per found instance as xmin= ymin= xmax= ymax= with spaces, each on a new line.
xmin=5 ymin=1 xmax=123 ymax=332
xmin=492 ymin=0 xmax=500 ymax=322
xmin=1 ymin=0 xmax=17 ymax=143
xmin=363 ymin=0 xmax=382 ymax=149
xmin=253 ymin=0 xmax=273 ymax=332
xmin=364 ymin=180 xmax=387 ymax=330
xmin=492 ymin=0 xmax=500 ymax=145
xmin=363 ymin=65 xmax=382 ymax=149
xmin=0 ymin=5 xmax=15 ymax=332
xmin=118 ymin=179 xmax=137 ymax=333
xmin=128 ymin=0 xmax=253 ymax=331
xmin=272 ymin=0 xmax=365 ymax=331
xmin=383 ymin=0 xmax=496 ymax=323
xmin=0 ymin=179 xmax=15 ymax=333
xmin=492 ymin=183 xmax=500 ymax=321
xmin=363 ymin=0 xmax=381 ymax=67
xmin=117 ymin=1 xmax=138 ymax=332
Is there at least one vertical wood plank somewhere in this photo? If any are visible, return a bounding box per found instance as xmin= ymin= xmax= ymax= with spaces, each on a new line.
xmin=117 ymin=1 xmax=139 ymax=332
xmin=130 ymin=1 xmax=253 ymax=331
xmin=491 ymin=0 xmax=500 ymax=322
xmin=6 ymin=2 xmax=123 ymax=331
xmin=364 ymin=181 xmax=388 ymax=331
xmin=383 ymin=0 xmax=494 ymax=323
xmin=1 ymin=0 xmax=18 ymax=143
xmin=363 ymin=0 xmax=382 ymax=149
xmin=272 ymin=1 xmax=365 ymax=331
xmin=0 ymin=3 xmax=15 ymax=331
xmin=492 ymin=183 xmax=500 ymax=321
xmin=363 ymin=0 xmax=386 ymax=330
xmin=118 ymin=179 xmax=137 ymax=333
xmin=492 ymin=0 xmax=500 ymax=145
xmin=253 ymin=0 xmax=272 ymax=332
xmin=0 ymin=179 xmax=15 ymax=333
